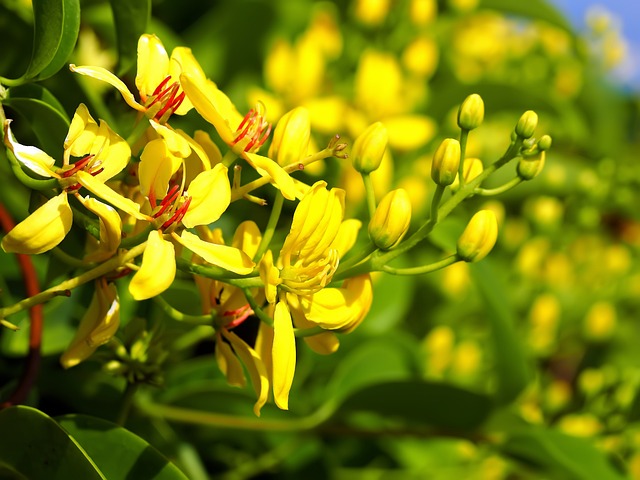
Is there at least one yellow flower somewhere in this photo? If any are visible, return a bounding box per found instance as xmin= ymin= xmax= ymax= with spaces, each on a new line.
xmin=60 ymin=278 xmax=120 ymax=368
xmin=2 ymin=106 xmax=144 ymax=255
xmin=260 ymin=181 xmax=372 ymax=409
xmin=180 ymin=71 xmax=297 ymax=200
xmin=70 ymin=34 xmax=204 ymax=122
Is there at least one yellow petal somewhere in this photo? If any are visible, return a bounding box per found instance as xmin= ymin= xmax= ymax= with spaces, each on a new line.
xmin=78 ymin=195 xmax=122 ymax=262
xmin=331 ymin=219 xmax=362 ymax=258
xmin=60 ymin=280 xmax=120 ymax=368
xmin=288 ymin=299 xmax=339 ymax=355
xmin=4 ymin=120 xmax=58 ymax=178
xmin=272 ymin=301 xmax=296 ymax=410
xmin=181 ymin=164 xmax=230 ymax=228
xmin=136 ymin=34 xmax=170 ymax=100
xmin=299 ymin=274 xmax=373 ymax=332
xmin=176 ymin=231 xmax=255 ymax=274
xmin=64 ymin=103 xmax=99 ymax=158
xmin=231 ymin=221 xmax=262 ymax=259
xmin=215 ymin=332 xmax=247 ymax=388
xmin=169 ymin=47 xmax=205 ymax=115
xmin=222 ymin=329 xmax=269 ymax=416
xmin=76 ymin=171 xmax=148 ymax=221
xmin=139 ymin=139 xmax=181 ymax=201
xmin=1 ymin=192 xmax=72 ymax=254
xmin=129 ymin=231 xmax=176 ymax=300
xmin=149 ymin=122 xmax=192 ymax=158
xmin=194 ymin=130 xmax=222 ymax=166
xmin=244 ymin=153 xmax=297 ymax=200
xmin=180 ymin=73 xmax=237 ymax=145
xmin=70 ymin=64 xmax=144 ymax=111
xmin=92 ymin=121 xmax=131 ymax=182
xmin=259 ymin=250 xmax=280 ymax=304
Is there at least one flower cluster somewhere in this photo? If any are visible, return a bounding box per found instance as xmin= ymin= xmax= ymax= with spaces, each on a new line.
xmin=0 ymin=33 xmax=549 ymax=415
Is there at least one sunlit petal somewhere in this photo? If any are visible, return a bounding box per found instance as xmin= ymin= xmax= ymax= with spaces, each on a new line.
xmin=244 ymin=153 xmax=297 ymax=200
xmin=272 ymin=301 xmax=296 ymax=410
xmin=181 ymin=164 xmax=230 ymax=228
xmin=70 ymin=64 xmax=144 ymax=112
xmin=176 ymin=231 xmax=255 ymax=274
xmin=76 ymin=171 xmax=148 ymax=221
xmin=136 ymin=34 xmax=170 ymax=101
xmin=78 ymin=195 xmax=122 ymax=263
xmin=129 ymin=230 xmax=176 ymax=300
xmin=4 ymin=120 xmax=58 ymax=178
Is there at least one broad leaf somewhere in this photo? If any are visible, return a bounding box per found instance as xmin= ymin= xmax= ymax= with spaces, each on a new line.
xmin=109 ymin=0 xmax=151 ymax=76
xmin=501 ymin=426 xmax=627 ymax=480
xmin=57 ymin=414 xmax=189 ymax=480
xmin=0 ymin=406 xmax=104 ymax=479
xmin=24 ymin=0 xmax=81 ymax=81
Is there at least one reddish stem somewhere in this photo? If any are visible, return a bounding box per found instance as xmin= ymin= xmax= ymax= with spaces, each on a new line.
xmin=0 ymin=203 xmax=42 ymax=408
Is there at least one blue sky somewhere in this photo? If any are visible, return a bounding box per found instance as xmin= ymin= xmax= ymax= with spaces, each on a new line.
xmin=551 ymin=0 xmax=640 ymax=89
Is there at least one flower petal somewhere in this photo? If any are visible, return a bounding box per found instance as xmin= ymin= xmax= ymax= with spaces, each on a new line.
xmin=222 ymin=329 xmax=269 ymax=416
xmin=60 ymin=280 xmax=120 ymax=368
xmin=176 ymin=231 xmax=255 ymax=274
xmin=64 ymin=103 xmax=99 ymax=158
xmin=215 ymin=331 xmax=247 ymax=388
xmin=272 ymin=301 xmax=296 ymax=410
xmin=136 ymin=34 xmax=170 ymax=101
xmin=231 ymin=221 xmax=262 ymax=259
xmin=78 ymin=195 xmax=122 ymax=262
xmin=76 ymin=171 xmax=148 ymax=221
xmin=244 ymin=153 xmax=297 ymax=200
xmin=181 ymin=164 xmax=230 ymax=228
xmin=70 ymin=64 xmax=144 ymax=111
xmin=1 ymin=192 xmax=72 ymax=254
xmin=4 ymin=120 xmax=58 ymax=178
xmin=139 ymin=138 xmax=181 ymax=201
xmin=129 ymin=230 xmax=176 ymax=300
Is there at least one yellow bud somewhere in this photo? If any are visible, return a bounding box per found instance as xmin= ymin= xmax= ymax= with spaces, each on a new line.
xmin=583 ymin=301 xmax=617 ymax=342
xmin=268 ymin=106 xmax=310 ymax=167
xmin=456 ymin=210 xmax=498 ymax=262
xmin=368 ymin=189 xmax=412 ymax=250
xmin=451 ymin=157 xmax=483 ymax=191
xmin=351 ymin=122 xmax=388 ymax=174
xmin=515 ymin=110 xmax=538 ymax=139
xmin=517 ymin=150 xmax=546 ymax=180
xmin=431 ymin=138 xmax=461 ymax=186
xmin=457 ymin=93 xmax=484 ymax=130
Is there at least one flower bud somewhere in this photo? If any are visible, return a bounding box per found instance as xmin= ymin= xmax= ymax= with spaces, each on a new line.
xmin=515 ymin=110 xmax=538 ymax=139
xmin=351 ymin=122 xmax=388 ymax=174
xmin=431 ymin=138 xmax=460 ymax=186
xmin=368 ymin=188 xmax=412 ymax=250
xmin=517 ymin=150 xmax=546 ymax=180
xmin=451 ymin=157 xmax=483 ymax=191
xmin=268 ymin=107 xmax=311 ymax=166
xmin=457 ymin=210 xmax=498 ymax=262
xmin=457 ymin=93 xmax=484 ymax=131
xmin=538 ymin=134 xmax=552 ymax=151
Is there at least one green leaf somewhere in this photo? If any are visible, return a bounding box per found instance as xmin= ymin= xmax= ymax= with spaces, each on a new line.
xmin=108 ymin=0 xmax=151 ymax=76
xmin=57 ymin=414 xmax=189 ymax=480
xmin=23 ymin=0 xmax=81 ymax=81
xmin=4 ymin=84 xmax=70 ymax=159
xmin=339 ymin=381 xmax=493 ymax=431
xmin=0 ymin=406 xmax=105 ymax=479
xmin=501 ymin=426 xmax=627 ymax=480
xmin=470 ymin=261 xmax=532 ymax=405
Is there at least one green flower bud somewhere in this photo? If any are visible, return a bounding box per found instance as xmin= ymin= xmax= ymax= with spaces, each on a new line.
xmin=268 ymin=106 xmax=311 ymax=166
xmin=431 ymin=138 xmax=461 ymax=186
xmin=515 ymin=110 xmax=538 ymax=139
xmin=457 ymin=93 xmax=484 ymax=130
xmin=368 ymin=188 xmax=412 ymax=250
xmin=352 ymin=122 xmax=388 ymax=174
xmin=517 ymin=150 xmax=545 ymax=180
xmin=457 ymin=210 xmax=498 ymax=262
xmin=538 ymin=134 xmax=552 ymax=151
xmin=451 ymin=157 xmax=483 ymax=191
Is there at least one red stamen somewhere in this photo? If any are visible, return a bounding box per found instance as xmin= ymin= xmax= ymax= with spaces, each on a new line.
xmin=152 ymin=76 xmax=172 ymax=97
xmin=160 ymin=196 xmax=191 ymax=230
xmin=153 ymin=185 xmax=181 ymax=218
xmin=225 ymin=305 xmax=253 ymax=329
xmin=61 ymin=154 xmax=94 ymax=178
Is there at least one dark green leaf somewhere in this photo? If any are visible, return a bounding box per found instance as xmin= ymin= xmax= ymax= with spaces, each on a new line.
xmin=4 ymin=84 xmax=70 ymax=159
xmin=340 ymin=381 xmax=493 ymax=430
xmin=57 ymin=414 xmax=189 ymax=480
xmin=501 ymin=426 xmax=627 ymax=480
xmin=0 ymin=406 xmax=105 ymax=479
xmin=109 ymin=0 xmax=151 ymax=76
xmin=24 ymin=0 xmax=81 ymax=81
xmin=470 ymin=261 xmax=532 ymax=404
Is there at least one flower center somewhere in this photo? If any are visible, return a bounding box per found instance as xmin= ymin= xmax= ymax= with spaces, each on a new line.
xmin=152 ymin=184 xmax=192 ymax=230
xmin=146 ymin=75 xmax=186 ymax=122
xmin=232 ymin=104 xmax=271 ymax=153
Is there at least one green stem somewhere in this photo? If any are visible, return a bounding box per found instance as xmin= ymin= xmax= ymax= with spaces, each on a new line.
xmin=458 ymin=128 xmax=469 ymax=187
xmin=381 ymin=254 xmax=459 ymax=275
xmin=116 ymin=382 xmax=138 ymax=426
xmin=5 ymin=148 xmax=59 ymax=190
xmin=362 ymin=173 xmax=377 ymax=220
xmin=243 ymin=288 xmax=273 ymax=327
xmin=136 ymin=393 xmax=334 ymax=431
xmin=429 ymin=184 xmax=445 ymax=224
xmin=0 ymin=242 xmax=147 ymax=320
xmin=175 ymin=257 xmax=261 ymax=285
xmin=222 ymin=150 xmax=237 ymax=167
xmin=153 ymin=295 xmax=216 ymax=326
xmin=474 ymin=177 xmax=522 ymax=196
xmin=334 ymin=242 xmax=376 ymax=278
xmin=0 ymin=76 xmax=24 ymax=88
xmin=253 ymin=192 xmax=284 ymax=262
